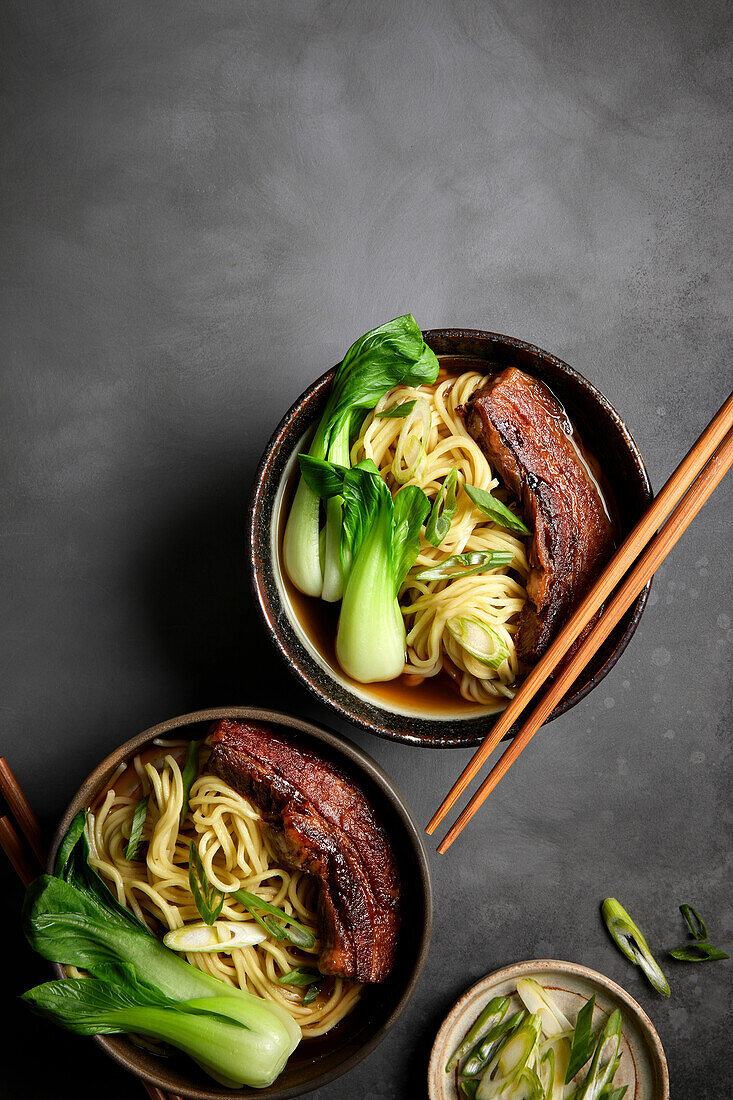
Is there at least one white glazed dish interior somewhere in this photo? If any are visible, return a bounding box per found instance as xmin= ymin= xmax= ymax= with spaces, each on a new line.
xmin=428 ymin=960 xmax=669 ymax=1100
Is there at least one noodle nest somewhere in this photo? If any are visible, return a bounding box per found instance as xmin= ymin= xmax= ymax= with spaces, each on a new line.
xmin=352 ymin=371 xmax=529 ymax=707
xmin=86 ymin=744 xmax=361 ymax=1038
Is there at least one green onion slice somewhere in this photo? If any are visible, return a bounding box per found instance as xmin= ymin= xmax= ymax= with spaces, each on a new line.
xmin=565 ymin=993 xmax=596 ymax=1082
xmin=679 ymin=903 xmax=708 ymax=941
xmin=232 ymin=888 xmax=317 ymax=949
xmin=601 ymin=898 xmax=670 ymax=995
xmin=375 ymin=399 xmax=417 ymax=419
xmin=163 ymin=920 xmax=266 ymax=953
xmin=445 ymin=995 xmax=510 ymax=1072
xmin=464 ymin=484 xmax=530 ymax=536
xmin=189 ymin=842 xmax=225 ymax=926
xmin=424 ymin=468 xmax=459 ymax=548
xmin=447 ymin=616 xmax=511 ymax=669
xmin=125 ymin=796 xmax=149 ymax=862
xmin=668 ymin=942 xmax=729 ymax=962
xmin=412 ymin=550 xmax=513 ymax=583
xmin=462 ymin=1010 xmax=527 ymax=1078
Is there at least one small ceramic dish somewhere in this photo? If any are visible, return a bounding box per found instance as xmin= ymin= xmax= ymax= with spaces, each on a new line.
xmin=47 ymin=706 xmax=433 ymax=1100
xmin=428 ymin=959 xmax=669 ymax=1099
xmin=249 ymin=329 xmax=652 ymax=747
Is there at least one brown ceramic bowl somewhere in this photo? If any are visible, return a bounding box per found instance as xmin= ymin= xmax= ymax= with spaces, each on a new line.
xmin=249 ymin=329 xmax=652 ymax=747
xmin=47 ymin=706 xmax=433 ymax=1100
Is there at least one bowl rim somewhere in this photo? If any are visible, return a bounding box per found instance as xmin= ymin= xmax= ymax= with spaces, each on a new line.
xmin=249 ymin=328 xmax=652 ymax=748
xmin=47 ymin=705 xmax=434 ymax=1100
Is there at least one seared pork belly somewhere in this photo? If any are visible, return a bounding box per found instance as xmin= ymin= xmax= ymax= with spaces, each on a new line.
xmin=465 ymin=368 xmax=615 ymax=663
xmin=209 ymin=718 xmax=400 ymax=983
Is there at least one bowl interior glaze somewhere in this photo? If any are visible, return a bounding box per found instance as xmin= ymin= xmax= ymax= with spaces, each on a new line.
xmin=250 ymin=329 xmax=652 ymax=747
xmin=48 ymin=707 xmax=433 ymax=1100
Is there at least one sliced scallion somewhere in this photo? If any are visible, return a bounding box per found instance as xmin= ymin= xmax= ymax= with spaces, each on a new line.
xmin=232 ymin=888 xmax=317 ymax=950
xmin=425 ymin=468 xmax=459 ymax=548
xmin=464 ymin=484 xmax=530 ymax=536
xmin=447 ymin=616 xmax=511 ymax=669
xmin=412 ymin=550 xmax=513 ymax=583
xmin=462 ymin=1010 xmax=526 ymax=1078
xmin=565 ymin=993 xmax=596 ymax=1082
xmin=375 ymin=399 xmax=417 ymax=419
xmin=516 ymin=978 xmax=572 ymax=1038
xmin=445 ymin=995 xmax=510 ymax=1072
xmin=163 ymin=920 xmax=266 ymax=953
xmin=124 ymin=796 xmax=149 ymax=862
xmin=188 ymin=842 xmax=225 ymax=926
xmin=601 ymin=898 xmax=670 ymax=996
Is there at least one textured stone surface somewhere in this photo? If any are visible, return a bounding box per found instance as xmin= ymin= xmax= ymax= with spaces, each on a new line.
xmin=1 ymin=1 xmax=730 ymax=1096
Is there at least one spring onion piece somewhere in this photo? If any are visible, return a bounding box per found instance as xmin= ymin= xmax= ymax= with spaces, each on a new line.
xmin=476 ymin=1013 xmax=542 ymax=1099
xmin=541 ymin=1035 xmax=571 ymax=1097
xmin=283 ymin=314 xmax=438 ymax=597
xmin=277 ymin=968 xmax=322 ymax=987
xmin=504 ymin=1067 xmax=545 ymax=1099
xmin=565 ymin=994 xmax=596 ymax=1082
xmin=679 ymin=903 xmax=708 ymax=941
xmin=189 ymin=842 xmax=225 ymax=926
xmin=573 ymin=1009 xmax=622 ymax=1100
xmin=425 ymin=468 xmax=459 ymax=547
xmin=412 ymin=550 xmax=513 ymax=582
xmin=601 ymin=899 xmax=670 ymax=995
xmin=462 ymin=1010 xmax=527 ymax=1078
xmin=124 ymin=796 xmax=148 ymax=862
xmin=598 ymin=1086 xmax=627 ymax=1100
xmin=232 ymin=888 xmax=317 ymax=950
xmin=179 ymin=738 xmax=200 ymax=827
xmin=300 ymin=457 xmax=430 ymax=682
xmin=516 ymin=979 xmax=572 ymax=1039
xmin=375 ymin=399 xmax=417 ymax=419
xmin=464 ymin=483 xmax=530 ymax=536
xmin=668 ymin=902 xmax=728 ymax=961
xmin=392 ymin=397 xmax=431 ymax=484
xmin=446 ymin=995 xmax=511 ymax=1072
xmin=668 ymin=942 xmax=729 ymax=962
xmin=163 ymin=921 xmax=267 ymax=953
xmin=447 ymin=616 xmax=511 ymax=669
xmin=22 ymin=976 xmax=296 ymax=1089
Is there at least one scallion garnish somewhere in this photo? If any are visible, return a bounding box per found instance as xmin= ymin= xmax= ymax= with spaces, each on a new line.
xmin=445 ymin=995 xmax=510 ymax=1072
xmin=601 ymin=898 xmax=670 ymax=995
xmin=412 ymin=550 xmax=513 ymax=583
xmin=232 ymin=888 xmax=317 ymax=950
xmin=463 ymin=483 xmax=530 ymax=536
xmin=565 ymin=993 xmax=596 ymax=1082
xmin=424 ymin=468 xmax=459 ymax=548
xmin=124 ymin=796 xmax=149 ymax=862
xmin=277 ymin=968 xmax=324 ymax=1004
xmin=189 ymin=842 xmax=225 ymax=926
xmin=374 ymin=399 xmax=417 ymax=419
xmin=668 ymin=903 xmax=728 ymax=962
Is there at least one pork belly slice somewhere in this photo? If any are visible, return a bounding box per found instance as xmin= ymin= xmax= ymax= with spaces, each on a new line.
xmin=465 ymin=368 xmax=615 ymax=663
xmin=208 ymin=718 xmax=400 ymax=983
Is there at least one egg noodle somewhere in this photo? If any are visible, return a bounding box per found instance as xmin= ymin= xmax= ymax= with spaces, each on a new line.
xmin=352 ymin=371 xmax=529 ymax=707
xmin=85 ymin=743 xmax=361 ymax=1038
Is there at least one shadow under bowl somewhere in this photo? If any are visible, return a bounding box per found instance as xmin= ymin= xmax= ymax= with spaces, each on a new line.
xmin=47 ymin=706 xmax=433 ymax=1100
xmin=249 ymin=329 xmax=652 ymax=747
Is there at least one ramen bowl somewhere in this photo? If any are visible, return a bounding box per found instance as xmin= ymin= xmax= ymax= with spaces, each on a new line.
xmin=250 ymin=329 xmax=652 ymax=747
xmin=47 ymin=706 xmax=433 ymax=1100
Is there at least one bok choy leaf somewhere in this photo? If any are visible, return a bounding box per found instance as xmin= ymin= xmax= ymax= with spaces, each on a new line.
xmin=283 ymin=314 xmax=438 ymax=598
xmin=300 ymin=457 xmax=430 ymax=682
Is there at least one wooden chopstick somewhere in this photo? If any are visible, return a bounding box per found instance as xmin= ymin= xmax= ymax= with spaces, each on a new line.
xmin=437 ymin=424 xmax=733 ymax=852
xmin=427 ymin=390 xmax=733 ymax=837
xmin=0 ymin=756 xmax=45 ymax=863
xmin=0 ymin=761 xmax=181 ymax=1100
xmin=0 ymin=814 xmax=36 ymax=885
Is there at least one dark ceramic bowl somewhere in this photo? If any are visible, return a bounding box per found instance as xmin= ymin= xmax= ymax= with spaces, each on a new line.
xmin=250 ymin=329 xmax=652 ymax=747
xmin=48 ymin=706 xmax=432 ymax=1100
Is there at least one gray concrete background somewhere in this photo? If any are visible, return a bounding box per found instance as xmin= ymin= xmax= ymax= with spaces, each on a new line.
xmin=1 ymin=1 xmax=731 ymax=1096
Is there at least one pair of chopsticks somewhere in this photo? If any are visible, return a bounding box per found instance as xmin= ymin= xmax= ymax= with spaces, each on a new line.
xmin=0 ymin=757 xmax=182 ymax=1100
xmin=428 ymin=390 xmax=733 ymax=853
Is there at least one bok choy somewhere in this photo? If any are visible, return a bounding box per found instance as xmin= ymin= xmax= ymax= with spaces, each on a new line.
xmin=300 ymin=457 xmax=430 ymax=682
xmin=21 ymin=811 xmax=300 ymax=1087
xmin=283 ymin=314 xmax=438 ymax=600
